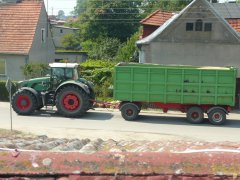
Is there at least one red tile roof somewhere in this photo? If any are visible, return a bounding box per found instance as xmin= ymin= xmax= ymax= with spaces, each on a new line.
xmin=141 ymin=10 xmax=240 ymax=35
xmin=227 ymin=19 xmax=240 ymax=33
xmin=0 ymin=0 xmax=43 ymax=55
xmin=140 ymin=10 xmax=174 ymax=26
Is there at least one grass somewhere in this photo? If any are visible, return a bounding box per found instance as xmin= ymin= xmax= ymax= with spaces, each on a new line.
xmin=0 ymin=128 xmax=36 ymax=139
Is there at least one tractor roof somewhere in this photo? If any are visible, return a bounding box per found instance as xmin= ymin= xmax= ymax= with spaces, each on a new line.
xmin=49 ymin=63 xmax=79 ymax=68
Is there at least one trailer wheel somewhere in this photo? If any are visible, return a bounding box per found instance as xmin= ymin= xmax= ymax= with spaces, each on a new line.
xmin=56 ymin=86 xmax=89 ymax=117
xmin=12 ymin=90 xmax=37 ymax=115
xmin=121 ymin=103 xmax=139 ymax=121
xmin=208 ymin=109 xmax=226 ymax=125
xmin=186 ymin=107 xmax=204 ymax=124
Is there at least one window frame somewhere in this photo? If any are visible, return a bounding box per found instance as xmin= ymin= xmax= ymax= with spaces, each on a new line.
xmin=204 ymin=23 xmax=212 ymax=32
xmin=41 ymin=28 xmax=46 ymax=43
xmin=195 ymin=19 xmax=203 ymax=31
xmin=0 ymin=59 xmax=6 ymax=76
xmin=186 ymin=22 xmax=194 ymax=31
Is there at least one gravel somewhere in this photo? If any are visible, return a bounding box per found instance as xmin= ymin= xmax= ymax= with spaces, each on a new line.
xmin=1 ymin=131 xmax=240 ymax=154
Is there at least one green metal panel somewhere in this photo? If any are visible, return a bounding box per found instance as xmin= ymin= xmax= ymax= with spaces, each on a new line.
xmin=113 ymin=63 xmax=237 ymax=106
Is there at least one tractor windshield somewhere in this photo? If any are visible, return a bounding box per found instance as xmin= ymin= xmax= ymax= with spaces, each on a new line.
xmin=51 ymin=67 xmax=79 ymax=80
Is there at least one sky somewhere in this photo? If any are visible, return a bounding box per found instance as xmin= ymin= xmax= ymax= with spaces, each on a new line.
xmin=43 ymin=0 xmax=236 ymax=16
xmin=44 ymin=0 xmax=77 ymax=16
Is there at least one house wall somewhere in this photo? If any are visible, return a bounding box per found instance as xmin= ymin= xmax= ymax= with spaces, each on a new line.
xmin=52 ymin=26 xmax=77 ymax=48
xmin=139 ymin=0 xmax=240 ymax=71
xmin=29 ymin=5 xmax=55 ymax=64
xmin=0 ymin=54 xmax=27 ymax=81
xmin=149 ymin=42 xmax=240 ymax=67
xmin=142 ymin=25 xmax=159 ymax=38
xmin=54 ymin=52 xmax=88 ymax=63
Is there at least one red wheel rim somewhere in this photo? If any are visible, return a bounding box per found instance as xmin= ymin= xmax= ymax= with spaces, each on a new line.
xmin=16 ymin=95 xmax=31 ymax=110
xmin=126 ymin=109 xmax=133 ymax=116
xmin=62 ymin=93 xmax=80 ymax=111
xmin=191 ymin=112 xmax=199 ymax=119
xmin=213 ymin=113 xmax=222 ymax=122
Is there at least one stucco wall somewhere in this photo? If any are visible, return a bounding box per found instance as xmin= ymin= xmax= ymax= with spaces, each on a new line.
xmin=149 ymin=42 xmax=240 ymax=67
xmin=29 ymin=5 xmax=55 ymax=64
xmin=52 ymin=26 xmax=77 ymax=48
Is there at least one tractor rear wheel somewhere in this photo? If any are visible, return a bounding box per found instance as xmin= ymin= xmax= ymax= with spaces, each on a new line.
xmin=12 ymin=90 xmax=37 ymax=115
xmin=56 ymin=86 xmax=89 ymax=117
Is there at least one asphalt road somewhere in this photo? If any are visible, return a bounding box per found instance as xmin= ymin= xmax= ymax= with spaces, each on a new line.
xmin=1 ymin=102 xmax=240 ymax=142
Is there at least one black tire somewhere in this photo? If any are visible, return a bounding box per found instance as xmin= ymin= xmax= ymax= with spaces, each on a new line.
xmin=208 ymin=109 xmax=226 ymax=125
xmin=37 ymin=105 xmax=44 ymax=110
xmin=121 ymin=103 xmax=139 ymax=121
xmin=186 ymin=106 xmax=204 ymax=124
xmin=56 ymin=86 xmax=89 ymax=117
xmin=12 ymin=90 xmax=37 ymax=115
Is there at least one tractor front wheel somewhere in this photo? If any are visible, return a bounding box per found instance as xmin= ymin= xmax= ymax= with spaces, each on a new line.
xmin=56 ymin=86 xmax=89 ymax=117
xmin=12 ymin=90 xmax=37 ymax=115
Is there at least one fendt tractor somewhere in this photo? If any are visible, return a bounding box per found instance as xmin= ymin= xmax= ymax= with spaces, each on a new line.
xmin=11 ymin=63 xmax=95 ymax=117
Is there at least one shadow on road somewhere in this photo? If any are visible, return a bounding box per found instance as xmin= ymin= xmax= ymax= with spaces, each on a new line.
xmin=135 ymin=114 xmax=240 ymax=128
xmin=30 ymin=109 xmax=114 ymax=121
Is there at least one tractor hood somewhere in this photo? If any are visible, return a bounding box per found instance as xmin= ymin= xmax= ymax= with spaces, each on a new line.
xmin=18 ymin=76 xmax=50 ymax=91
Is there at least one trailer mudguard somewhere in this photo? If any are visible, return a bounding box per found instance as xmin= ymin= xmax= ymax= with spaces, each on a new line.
xmin=207 ymin=106 xmax=228 ymax=114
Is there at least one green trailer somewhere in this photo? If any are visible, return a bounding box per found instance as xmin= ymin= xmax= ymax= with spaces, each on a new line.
xmin=114 ymin=63 xmax=238 ymax=125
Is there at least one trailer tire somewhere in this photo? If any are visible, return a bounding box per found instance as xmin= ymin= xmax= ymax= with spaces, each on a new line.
xmin=12 ymin=90 xmax=37 ymax=115
xmin=56 ymin=86 xmax=89 ymax=117
xmin=208 ymin=109 xmax=226 ymax=125
xmin=121 ymin=103 xmax=139 ymax=121
xmin=186 ymin=106 xmax=204 ymax=124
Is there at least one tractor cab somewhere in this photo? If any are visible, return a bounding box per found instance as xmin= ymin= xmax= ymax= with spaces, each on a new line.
xmin=49 ymin=63 xmax=79 ymax=87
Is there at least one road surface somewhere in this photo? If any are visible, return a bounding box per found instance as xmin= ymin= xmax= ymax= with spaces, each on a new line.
xmin=1 ymin=102 xmax=240 ymax=142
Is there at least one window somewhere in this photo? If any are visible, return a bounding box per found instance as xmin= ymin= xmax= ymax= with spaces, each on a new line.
xmin=0 ymin=59 xmax=6 ymax=75
xmin=186 ymin=23 xmax=194 ymax=31
xmin=204 ymin=23 xmax=212 ymax=32
xmin=195 ymin=19 xmax=203 ymax=31
xmin=41 ymin=28 xmax=46 ymax=43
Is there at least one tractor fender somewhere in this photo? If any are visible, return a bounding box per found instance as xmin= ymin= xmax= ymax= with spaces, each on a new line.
xmin=18 ymin=87 xmax=42 ymax=106
xmin=119 ymin=102 xmax=140 ymax=111
xmin=55 ymin=81 xmax=90 ymax=96
xmin=207 ymin=106 xmax=228 ymax=115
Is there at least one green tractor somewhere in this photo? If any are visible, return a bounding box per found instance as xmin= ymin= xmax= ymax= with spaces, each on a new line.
xmin=11 ymin=63 xmax=95 ymax=117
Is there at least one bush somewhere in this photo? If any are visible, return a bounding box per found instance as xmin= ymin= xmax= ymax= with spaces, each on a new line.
xmin=80 ymin=60 xmax=116 ymax=100
xmin=81 ymin=37 xmax=122 ymax=60
xmin=21 ymin=63 xmax=48 ymax=79
xmin=0 ymin=81 xmax=17 ymax=102
xmin=116 ymin=31 xmax=140 ymax=62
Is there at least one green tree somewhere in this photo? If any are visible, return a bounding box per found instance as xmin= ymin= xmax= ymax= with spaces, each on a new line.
xmin=116 ymin=31 xmax=140 ymax=62
xmin=76 ymin=0 xmax=142 ymax=42
xmin=81 ymin=37 xmax=121 ymax=60
xmin=141 ymin=0 xmax=193 ymax=14
xmin=73 ymin=0 xmax=88 ymax=16
xmin=61 ymin=33 xmax=80 ymax=50
xmin=57 ymin=10 xmax=65 ymax=20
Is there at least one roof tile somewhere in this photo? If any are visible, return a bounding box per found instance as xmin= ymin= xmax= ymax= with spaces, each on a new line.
xmin=227 ymin=19 xmax=240 ymax=33
xmin=0 ymin=0 xmax=43 ymax=55
xmin=140 ymin=10 xmax=174 ymax=26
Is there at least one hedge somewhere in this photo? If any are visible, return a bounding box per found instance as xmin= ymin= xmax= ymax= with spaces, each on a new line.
xmin=0 ymin=81 xmax=17 ymax=102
